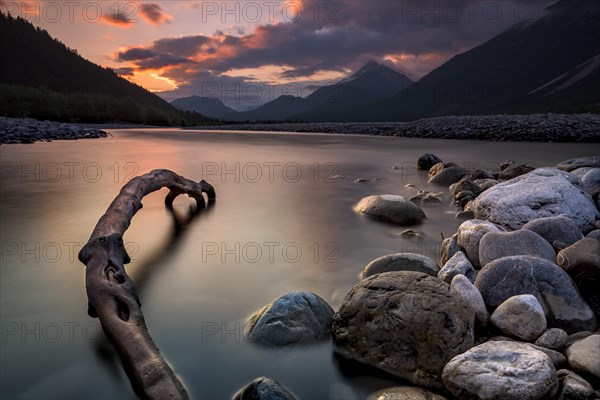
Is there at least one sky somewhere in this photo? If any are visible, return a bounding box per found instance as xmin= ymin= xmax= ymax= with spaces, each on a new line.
xmin=1 ymin=0 xmax=557 ymax=110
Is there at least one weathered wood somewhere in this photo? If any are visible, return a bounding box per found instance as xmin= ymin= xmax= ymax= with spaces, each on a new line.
xmin=79 ymin=169 xmax=216 ymax=399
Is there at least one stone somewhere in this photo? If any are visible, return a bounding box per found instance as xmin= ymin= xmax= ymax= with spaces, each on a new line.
xmin=524 ymin=344 xmax=567 ymax=369
xmin=472 ymin=168 xmax=599 ymax=233
xmin=557 ymin=238 xmax=600 ymax=280
xmin=367 ymin=386 xmax=447 ymax=400
xmin=535 ymin=328 xmax=569 ymax=352
xmin=523 ymin=216 xmax=584 ymax=250
xmin=362 ymin=253 xmax=439 ymax=279
xmin=556 ymin=156 xmax=600 ymax=172
xmin=478 ymin=230 xmax=556 ymax=268
xmin=456 ymin=219 xmax=503 ymax=268
xmin=438 ymin=251 xmax=476 ymax=283
xmin=451 ymin=274 xmax=489 ymax=326
xmin=353 ymin=195 xmax=426 ymax=225
xmin=441 ymin=341 xmax=559 ymax=400
xmin=233 ymin=377 xmax=297 ymax=400
xmin=557 ymin=369 xmax=595 ymax=400
xmin=475 ymin=255 xmax=597 ymax=333
xmin=490 ymin=295 xmax=547 ymax=341
xmin=474 ymin=179 xmax=499 ymax=191
xmin=455 ymin=210 xmax=474 ymax=220
xmin=429 ymin=166 xmax=468 ymax=186
xmin=397 ymin=229 xmax=426 ymax=241
xmin=586 ymin=229 xmax=600 ymax=240
xmin=579 ymin=168 xmax=600 ymax=195
xmin=246 ymin=291 xmax=334 ymax=346
xmin=440 ymin=237 xmax=461 ymax=265
xmin=417 ymin=153 xmax=443 ymax=170
xmin=428 ymin=162 xmax=457 ymax=179
xmin=332 ymin=272 xmax=475 ymax=389
xmin=566 ymin=334 xmax=600 ymax=381
xmin=498 ymin=163 xmax=535 ymax=180
xmin=410 ymin=191 xmax=444 ymax=206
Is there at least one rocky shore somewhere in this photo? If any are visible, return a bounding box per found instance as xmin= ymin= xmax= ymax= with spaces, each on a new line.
xmin=192 ymin=113 xmax=600 ymax=142
xmin=234 ymin=155 xmax=600 ymax=400
xmin=0 ymin=117 xmax=108 ymax=144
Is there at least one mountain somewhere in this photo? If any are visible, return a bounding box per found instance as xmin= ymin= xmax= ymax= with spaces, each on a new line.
xmin=0 ymin=12 xmax=211 ymax=124
xmin=227 ymin=95 xmax=311 ymax=121
xmin=171 ymin=96 xmax=237 ymax=119
xmin=352 ymin=0 xmax=600 ymax=121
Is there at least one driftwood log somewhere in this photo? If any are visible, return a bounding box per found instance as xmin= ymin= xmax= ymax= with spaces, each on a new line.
xmin=78 ymin=169 xmax=216 ymax=399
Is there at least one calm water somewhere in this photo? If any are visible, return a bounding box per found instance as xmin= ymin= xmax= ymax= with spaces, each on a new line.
xmin=0 ymin=129 xmax=595 ymax=399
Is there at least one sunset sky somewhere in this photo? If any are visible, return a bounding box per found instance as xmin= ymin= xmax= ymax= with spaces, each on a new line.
xmin=1 ymin=0 xmax=556 ymax=109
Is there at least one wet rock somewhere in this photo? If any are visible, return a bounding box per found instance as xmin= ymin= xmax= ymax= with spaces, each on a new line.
xmin=474 ymin=255 xmax=597 ymax=333
xmin=353 ymin=195 xmax=426 ymax=225
xmin=451 ymin=274 xmax=489 ymax=327
xmin=557 ymin=369 xmax=595 ymax=400
xmin=362 ymin=253 xmax=439 ymax=279
xmin=556 ymin=156 xmax=600 ymax=172
xmin=566 ymin=334 xmax=600 ymax=382
xmin=428 ymin=162 xmax=456 ymax=179
xmin=472 ymin=168 xmax=599 ymax=233
xmin=429 ymin=165 xmax=469 ymax=186
xmin=332 ymin=272 xmax=475 ymax=389
xmin=438 ymin=251 xmax=476 ymax=283
xmin=478 ymin=230 xmax=556 ymax=268
xmin=417 ymin=153 xmax=443 ymax=170
xmin=367 ymin=386 xmax=447 ymax=400
xmin=523 ymin=216 xmax=584 ymax=250
xmin=490 ymin=294 xmax=547 ymax=341
xmin=354 ymin=178 xmax=369 ymax=183
xmin=473 ymin=178 xmax=499 ymax=191
xmin=397 ymin=229 xmax=426 ymax=241
xmin=455 ymin=210 xmax=474 ymax=221
xmin=233 ymin=377 xmax=297 ymax=400
xmin=246 ymin=291 xmax=334 ymax=346
xmin=442 ymin=341 xmax=559 ymax=400
xmin=440 ymin=237 xmax=461 ymax=266
xmin=410 ymin=191 xmax=444 ymax=206
xmin=498 ymin=163 xmax=535 ymax=180
xmin=535 ymin=328 xmax=569 ymax=352
xmin=456 ymin=219 xmax=503 ymax=268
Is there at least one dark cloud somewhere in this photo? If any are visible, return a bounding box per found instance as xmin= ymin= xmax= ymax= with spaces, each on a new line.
xmin=116 ymin=47 xmax=157 ymax=61
xmin=112 ymin=67 xmax=135 ymax=77
xmin=102 ymin=10 xmax=133 ymax=27
xmin=153 ymin=36 xmax=210 ymax=57
xmin=140 ymin=3 xmax=172 ymax=25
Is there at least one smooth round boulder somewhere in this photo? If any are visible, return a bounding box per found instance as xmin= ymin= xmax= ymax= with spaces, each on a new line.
xmin=566 ymin=334 xmax=600 ymax=381
xmin=474 ymin=255 xmax=597 ymax=333
xmin=442 ymin=341 xmax=559 ymax=400
xmin=353 ymin=195 xmax=426 ymax=225
xmin=451 ymin=274 xmax=489 ymax=326
xmin=523 ymin=215 xmax=584 ymax=250
xmin=557 ymin=238 xmax=600 ymax=280
xmin=534 ymin=328 xmax=568 ymax=352
xmin=233 ymin=377 xmax=297 ymax=400
xmin=498 ymin=163 xmax=535 ymax=180
xmin=557 ymin=369 xmax=596 ymax=400
xmin=246 ymin=292 xmax=334 ymax=346
xmin=438 ymin=251 xmax=476 ymax=283
xmin=456 ymin=219 xmax=503 ymax=268
xmin=429 ymin=166 xmax=468 ymax=186
xmin=361 ymin=253 xmax=438 ymax=279
xmin=556 ymin=156 xmax=600 ymax=172
xmin=417 ymin=153 xmax=443 ymax=171
xmin=367 ymin=386 xmax=447 ymax=400
xmin=332 ymin=272 xmax=475 ymax=389
xmin=490 ymin=295 xmax=547 ymax=341
xmin=472 ymin=168 xmax=599 ymax=233
xmin=580 ymin=168 xmax=600 ymax=194
xmin=478 ymin=230 xmax=556 ymax=268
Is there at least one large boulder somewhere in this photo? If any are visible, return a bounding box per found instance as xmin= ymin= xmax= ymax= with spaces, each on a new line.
xmin=471 ymin=168 xmax=599 ymax=233
xmin=438 ymin=251 xmax=476 ymax=283
xmin=233 ymin=377 xmax=297 ymax=400
xmin=490 ymin=295 xmax=547 ymax=341
xmin=523 ymin=215 xmax=584 ymax=250
xmin=478 ymin=230 xmax=556 ymax=268
xmin=565 ymin=334 xmax=600 ymax=382
xmin=246 ymin=292 xmax=334 ymax=345
xmin=456 ymin=219 xmax=504 ymax=268
xmin=332 ymin=272 xmax=475 ymax=389
xmin=353 ymin=195 xmax=426 ymax=225
xmin=474 ymin=256 xmax=597 ymax=333
xmin=361 ymin=253 xmax=438 ymax=279
xmin=442 ymin=341 xmax=558 ymax=400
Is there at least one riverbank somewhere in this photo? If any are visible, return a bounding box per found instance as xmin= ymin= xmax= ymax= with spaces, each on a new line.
xmin=0 ymin=117 xmax=108 ymax=144
xmin=190 ymin=113 xmax=600 ymax=143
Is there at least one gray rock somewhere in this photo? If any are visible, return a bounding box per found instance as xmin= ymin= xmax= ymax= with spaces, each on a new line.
xmin=499 ymin=164 xmax=536 ymax=180
xmin=417 ymin=153 xmax=443 ymax=170
xmin=451 ymin=274 xmax=489 ymax=326
xmin=353 ymin=195 xmax=426 ymax=225
xmin=566 ymin=334 xmax=600 ymax=381
xmin=429 ymin=166 xmax=468 ymax=186
xmin=233 ymin=377 xmax=297 ymax=400
xmin=362 ymin=253 xmax=439 ymax=279
xmin=557 ymin=369 xmax=595 ymax=400
xmin=367 ymin=386 xmax=447 ymax=400
xmin=557 ymin=238 xmax=600 ymax=281
xmin=570 ymin=167 xmax=595 ymax=180
xmin=490 ymin=295 xmax=547 ymax=341
xmin=438 ymin=251 xmax=476 ymax=283
xmin=410 ymin=191 xmax=444 ymax=206
xmin=332 ymin=272 xmax=475 ymax=389
xmin=456 ymin=219 xmax=504 ymax=268
xmin=586 ymin=229 xmax=600 ymax=240
xmin=535 ymin=328 xmax=569 ymax=352
xmin=475 ymin=255 xmax=597 ymax=333
xmin=246 ymin=291 xmax=334 ymax=345
xmin=523 ymin=216 xmax=584 ymax=250
xmin=473 ymin=179 xmax=499 ymax=191
xmin=478 ymin=230 xmax=556 ymax=268
xmin=556 ymin=157 xmax=600 ymax=172
xmin=524 ymin=344 xmax=567 ymax=369
xmin=455 ymin=210 xmax=474 ymax=221
xmin=472 ymin=168 xmax=599 ymax=233
xmin=440 ymin=237 xmax=461 ymax=266
xmin=579 ymin=168 xmax=600 ymax=194
xmin=442 ymin=341 xmax=559 ymax=400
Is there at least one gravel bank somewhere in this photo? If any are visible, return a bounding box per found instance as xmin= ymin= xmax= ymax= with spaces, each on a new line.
xmin=0 ymin=117 xmax=108 ymax=144
xmin=188 ymin=114 xmax=600 ymax=142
